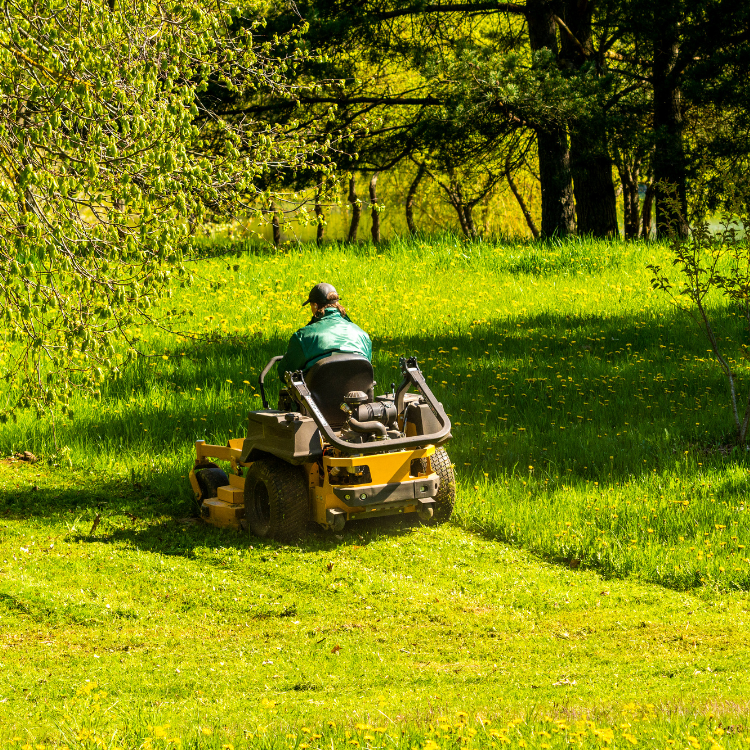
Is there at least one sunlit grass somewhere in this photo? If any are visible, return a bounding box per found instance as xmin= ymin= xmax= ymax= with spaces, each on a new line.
xmin=6 ymin=690 xmax=750 ymax=750
xmin=2 ymin=503 xmax=750 ymax=744
xmin=2 ymin=235 xmax=750 ymax=591
xmin=3 ymin=230 xmax=750 ymax=747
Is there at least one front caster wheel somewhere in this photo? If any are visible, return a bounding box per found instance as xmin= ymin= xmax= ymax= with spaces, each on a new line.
xmin=326 ymin=509 xmax=346 ymax=532
xmin=417 ymin=504 xmax=434 ymax=522
xmin=194 ymin=465 xmax=230 ymax=514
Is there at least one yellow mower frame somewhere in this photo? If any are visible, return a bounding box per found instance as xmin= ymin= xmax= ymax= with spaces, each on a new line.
xmin=189 ymin=354 xmax=454 ymax=536
xmin=189 ymin=439 xmax=439 ymax=531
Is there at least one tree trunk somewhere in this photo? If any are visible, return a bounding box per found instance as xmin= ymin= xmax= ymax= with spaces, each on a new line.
xmin=270 ymin=201 xmax=281 ymax=247
xmin=526 ymin=0 xmax=576 ymax=238
xmin=406 ymin=162 xmax=426 ymax=235
xmin=314 ymin=183 xmax=325 ymax=245
xmin=569 ymin=129 xmax=619 ymax=238
xmin=507 ymin=166 xmax=540 ymax=239
xmin=480 ymin=192 xmax=492 ymax=237
xmin=624 ymin=177 xmax=641 ymax=241
xmin=465 ymin=202 xmax=478 ymax=239
xmin=559 ymin=0 xmax=618 ymax=238
xmin=452 ymin=202 xmax=470 ymax=237
xmin=616 ymin=160 xmax=641 ymax=240
xmin=535 ymin=129 xmax=577 ymax=238
xmin=641 ymin=178 xmax=656 ymax=239
xmin=369 ymin=172 xmax=381 ymax=244
xmin=652 ymin=16 xmax=689 ymax=238
xmin=448 ymin=180 xmax=472 ymax=238
xmin=347 ymin=175 xmax=361 ymax=242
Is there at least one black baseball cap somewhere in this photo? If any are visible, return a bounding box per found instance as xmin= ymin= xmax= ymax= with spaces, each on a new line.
xmin=302 ymin=282 xmax=339 ymax=307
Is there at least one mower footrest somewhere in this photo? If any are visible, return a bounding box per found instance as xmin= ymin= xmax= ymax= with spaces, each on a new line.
xmin=201 ymin=497 xmax=245 ymax=529
xmin=217 ymin=485 xmax=244 ymax=505
xmin=333 ymin=475 xmax=439 ymax=506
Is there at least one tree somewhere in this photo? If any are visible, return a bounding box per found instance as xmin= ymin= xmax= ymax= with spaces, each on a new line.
xmin=405 ymin=161 xmax=427 ymax=234
xmin=237 ymin=0 xmax=750 ymax=243
xmin=252 ymin=0 xmax=582 ymax=238
xmin=648 ymin=207 xmax=750 ymax=442
xmin=607 ymin=0 xmax=750 ymax=238
xmin=0 ymin=0 xmax=337 ymax=421
xmin=608 ymin=86 xmax=655 ymax=240
xmin=557 ymin=0 xmax=619 ymax=237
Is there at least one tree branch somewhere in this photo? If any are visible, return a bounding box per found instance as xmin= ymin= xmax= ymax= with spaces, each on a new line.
xmin=506 ymin=158 xmax=539 ymax=239
xmin=214 ymin=95 xmax=443 ymax=117
xmin=373 ymin=2 xmax=525 ymax=21
xmin=552 ymin=14 xmax=588 ymax=58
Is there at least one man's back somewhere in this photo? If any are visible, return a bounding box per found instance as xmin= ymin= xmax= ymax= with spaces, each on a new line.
xmin=277 ymin=307 xmax=371 ymax=381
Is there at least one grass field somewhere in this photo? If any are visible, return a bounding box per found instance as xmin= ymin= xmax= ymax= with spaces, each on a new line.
xmin=2 ymin=235 xmax=750 ymax=746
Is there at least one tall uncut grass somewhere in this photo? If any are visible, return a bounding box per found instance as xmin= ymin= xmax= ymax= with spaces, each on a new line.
xmin=2 ymin=234 xmax=749 ymax=591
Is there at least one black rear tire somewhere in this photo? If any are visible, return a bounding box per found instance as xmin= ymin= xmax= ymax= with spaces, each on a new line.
xmin=244 ymin=458 xmax=309 ymax=541
xmin=426 ymin=447 xmax=455 ymax=524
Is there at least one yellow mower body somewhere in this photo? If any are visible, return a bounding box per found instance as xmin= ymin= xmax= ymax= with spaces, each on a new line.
xmin=188 ymin=354 xmax=454 ymax=537
xmin=189 ymin=439 xmax=439 ymax=531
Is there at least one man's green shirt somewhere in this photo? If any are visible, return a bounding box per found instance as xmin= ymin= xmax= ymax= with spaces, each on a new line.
xmin=277 ymin=308 xmax=372 ymax=382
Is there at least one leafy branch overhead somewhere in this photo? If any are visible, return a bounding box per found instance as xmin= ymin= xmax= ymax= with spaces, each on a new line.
xmin=0 ymin=0 xmax=344 ymax=421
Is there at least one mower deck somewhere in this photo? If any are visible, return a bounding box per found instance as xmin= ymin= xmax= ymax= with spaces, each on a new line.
xmin=189 ymin=438 xmax=439 ymax=531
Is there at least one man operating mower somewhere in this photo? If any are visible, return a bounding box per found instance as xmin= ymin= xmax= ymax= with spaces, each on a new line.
xmin=276 ymin=282 xmax=372 ymax=383
xmin=189 ymin=281 xmax=453 ymax=537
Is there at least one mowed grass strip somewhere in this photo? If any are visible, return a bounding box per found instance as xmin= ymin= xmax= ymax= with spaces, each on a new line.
xmin=1 ymin=458 xmax=750 ymax=741
xmin=2 ymin=237 xmax=750 ymax=742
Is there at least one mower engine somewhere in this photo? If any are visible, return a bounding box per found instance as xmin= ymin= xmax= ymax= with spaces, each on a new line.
xmin=339 ymin=390 xmax=400 ymax=442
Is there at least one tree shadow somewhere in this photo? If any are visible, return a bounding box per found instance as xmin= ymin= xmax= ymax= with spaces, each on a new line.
xmin=5 ymin=301 xmax=749 ymax=512
xmin=0 ymin=470 xmax=428 ymax=554
xmin=370 ymin=302 xmax=749 ymax=482
xmin=81 ymin=511 xmax=426 ymax=562
xmin=0 ymin=470 xmax=166 ymax=525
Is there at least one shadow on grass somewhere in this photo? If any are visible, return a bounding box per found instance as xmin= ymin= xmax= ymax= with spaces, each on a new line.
xmin=102 ymin=330 xmax=290 ymax=400
xmin=5 ymin=443 xmax=749 ymax=593
xmin=82 ymin=512 xmax=425 ymax=561
xmin=385 ymin=305 xmax=747 ymax=476
xmin=0 ymin=472 xmax=427 ymax=557
xmin=5 ymin=302 xmax=750 ymax=496
xmin=0 ymin=473 xmax=173 ymax=523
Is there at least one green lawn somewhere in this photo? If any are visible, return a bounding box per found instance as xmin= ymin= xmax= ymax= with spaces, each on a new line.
xmin=2 ymin=236 xmax=750 ymax=746
xmin=2 ymin=458 xmax=750 ymax=747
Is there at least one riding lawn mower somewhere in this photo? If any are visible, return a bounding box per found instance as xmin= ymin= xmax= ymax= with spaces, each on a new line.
xmin=188 ymin=353 xmax=455 ymax=539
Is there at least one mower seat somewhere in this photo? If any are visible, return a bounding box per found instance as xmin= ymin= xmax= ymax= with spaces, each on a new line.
xmin=304 ymin=353 xmax=375 ymax=429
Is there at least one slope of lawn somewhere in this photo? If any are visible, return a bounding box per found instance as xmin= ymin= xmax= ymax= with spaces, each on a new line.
xmin=2 ymin=462 xmax=750 ymax=746
xmin=3 ymin=235 xmax=749 ymax=590
xmin=2 ymin=235 xmax=750 ymax=745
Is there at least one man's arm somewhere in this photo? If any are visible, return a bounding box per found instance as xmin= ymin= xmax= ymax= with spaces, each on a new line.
xmin=276 ymin=333 xmax=306 ymax=382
